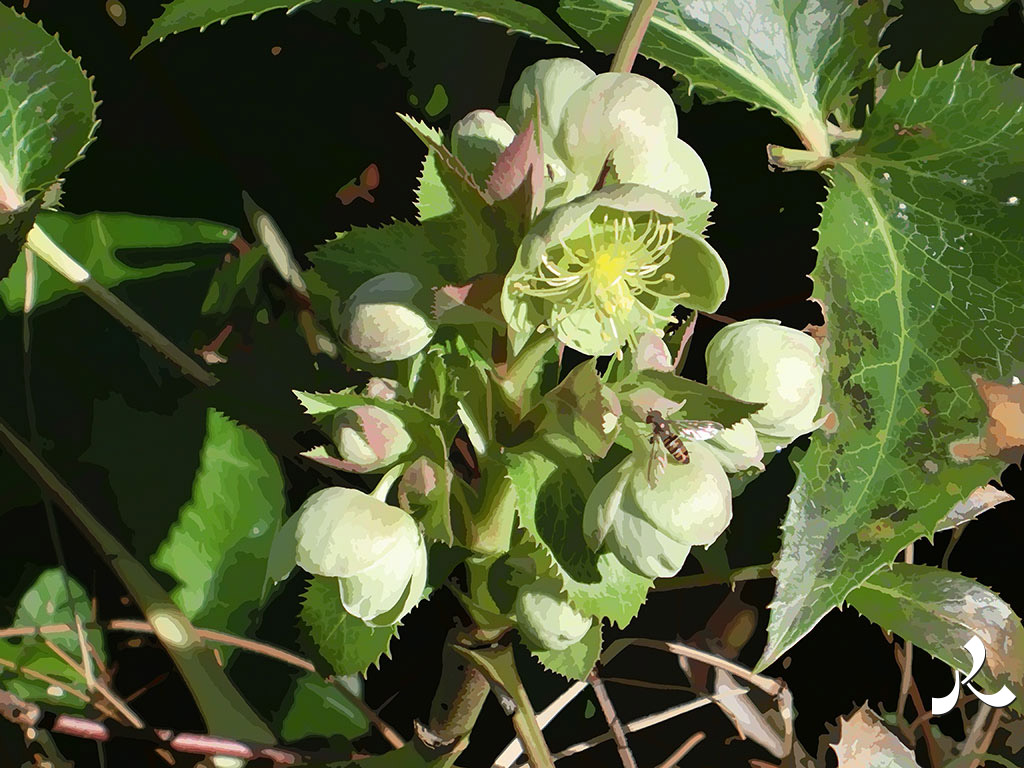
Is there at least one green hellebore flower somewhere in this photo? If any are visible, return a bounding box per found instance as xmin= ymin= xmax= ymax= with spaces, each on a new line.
xmin=705 ymin=319 xmax=825 ymax=442
xmin=338 ymin=272 xmax=435 ymax=363
xmin=501 ymin=183 xmax=728 ymax=357
xmin=290 ymin=487 xmax=428 ymax=626
xmin=332 ymin=405 xmax=412 ymax=473
xmin=508 ymin=58 xmax=597 ymax=148
xmin=555 ymin=72 xmax=711 ymax=202
xmin=584 ymin=442 xmax=732 ymax=579
xmin=451 ymin=109 xmax=516 ymax=186
xmin=515 ymin=578 xmax=593 ymax=651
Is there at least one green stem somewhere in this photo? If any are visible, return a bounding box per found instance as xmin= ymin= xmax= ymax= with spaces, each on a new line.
xmin=371 ymin=464 xmax=405 ymax=502
xmin=766 ymin=144 xmax=834 ymax=173
xmin=25 ymin=225 xmax=217 ymax=387
xmin=609 ymin=0 xmax=660 ymax=73
xmin=653 ymin=563 xmax=775 ymax=592
xmin=0 ymin=418 xmax=274 ymax=744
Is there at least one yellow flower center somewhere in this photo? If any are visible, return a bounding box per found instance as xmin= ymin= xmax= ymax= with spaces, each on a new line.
xmin=590 ymin=246 xmax=635 ymax=316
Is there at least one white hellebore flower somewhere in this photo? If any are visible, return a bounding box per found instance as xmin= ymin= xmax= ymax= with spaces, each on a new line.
xmin=271 ymin=488 xmax=428 ymax=627
xmin=705 ymin=319 xmax=826 ymax=451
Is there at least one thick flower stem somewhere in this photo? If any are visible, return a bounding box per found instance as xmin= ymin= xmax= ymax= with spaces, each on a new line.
xmin=427 ymin=629 xmax=492 ymax=744
xmin=502 ymin=331 xmax=557 ymax=405
xmin=610 ymin=0 xmax=660 ymax=74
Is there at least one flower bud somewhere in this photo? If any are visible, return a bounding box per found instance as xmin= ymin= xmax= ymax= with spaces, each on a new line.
xmin=705 ymin=319 xmax=825 ymax=439
xmin=292 ymin=488 xmax=427 ymax=626
xmin=704 ymin=418 xmax=765 ymax=473
xmin=338 ymin=272 xmax=435 ymax=363
xmin=515 ymin=578 xmax=592 ymax=651
xmin=451 ymin=109 xmax=516 ymax=186
xmin=364 ymin=377 xmax=401 ymax=400
xmin=584 ymin=442 xmax=732 ymax=579
xmin=508 ymin=58 xmax=597 ymax=151
xmin=332 ymin=405 xmax=412 ymax=473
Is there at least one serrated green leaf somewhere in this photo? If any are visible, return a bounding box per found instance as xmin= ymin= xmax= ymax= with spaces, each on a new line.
xmin=136 ymin=0 xmax=315 ymax=52
xmin=137 ymin=0 xmax=573 ymax=54
xmin=279 ymin=672 xmax=368 ymax=742
xmin=152 ymin=409 xmax=286 ymax=643
xmin=0 ymin=6 xmax=98 ymax=207
xmin=761 ymin=55 xmax=1024 ymax=670
xmin=0 ymin=569 xmax=104 ymax=711
xmin=848 ymin=564 xmax=1024 ymax=716
xmin=301 ymin=575 xmax=401 ymax=677
xmin=531 ymin=621 xmax=601 ymax=681
xmin=415 ymin=152 xmax=454 ymax=222
xmin=559 ymin=0 xmax=888 ymax=156
xmin=1 ymin=210 xmax=238 ymax=312
xmin=508 ymin=450 xmax=653 ymax=627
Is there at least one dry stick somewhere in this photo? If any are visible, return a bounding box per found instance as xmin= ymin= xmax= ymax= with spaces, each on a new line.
xmin=968 ymin=707 xmax=1002 ymax=768
xmin=0 ymin=689 xmax=335 ymax=767
xmin=0 ymin=419 xmax=274 ymax=744
xmin=24 ymin=225 xmax=217 ymax=387
xmin=655 ymin=731 xmax=705 ymax=768
xmin=961 ymin=703 xmax=991 ymax=761
xmin=893 ymin=644 xmax=942 ymax=768
xmin=897 ymin=544 xmax=915 ymax=725
xmin=588 ymin=668 xmax=638 ymax=768
xmin=40 ymin=638 xmax=143 ymax=729
xmin=549 ymin=688 xmax=747 ymax=763
xmin=0 ymin=619 xmax=405 ymax=751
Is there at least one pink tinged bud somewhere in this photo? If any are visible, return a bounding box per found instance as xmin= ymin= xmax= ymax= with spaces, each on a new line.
xmin=332 ymin=405 xmax=412 ymax=473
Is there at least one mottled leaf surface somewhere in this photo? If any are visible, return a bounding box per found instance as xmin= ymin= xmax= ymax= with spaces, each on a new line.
xmin=848 ymin=564 xmax=1024 ymax=715
xmin=559 ymin=0 xmax=887 ymax=154
xmin=762 ymin=56 xmax=1024 ymax=669
xmin=0 ymin=6 xmax=97 ymax=208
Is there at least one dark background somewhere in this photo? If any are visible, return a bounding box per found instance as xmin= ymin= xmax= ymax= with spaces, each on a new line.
xmin=1 ymin=0 xmax=1023 ymax=766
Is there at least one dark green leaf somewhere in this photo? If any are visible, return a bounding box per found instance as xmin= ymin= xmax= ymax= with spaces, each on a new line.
xmin=848 ymin=564 xmax=1024 ymax=715
xmin=279 ymin=672 xmax=368 ymax=742
xmin=151 ymin=409 xmax=286 ymax=642
xmin=761 ymin=55 xmax=1024 ymax=669
xmin=301 ymin=576 xmax=401 ymax=677
xmin=1 ymin=210 xmax=238 ymax=312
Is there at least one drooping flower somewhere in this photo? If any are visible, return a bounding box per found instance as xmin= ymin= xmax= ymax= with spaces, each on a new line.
xmin=501 ymin=184 xmax=728 ymax=356
xmin=515 ymin=578 xmax=593 ymax=651
xmin=705 ymin=318 xmax=826 ymax=449
xmin=584 ymin=442 xmax=732 ymax=579
xmin=337 ymin=272 xmax=435 ymax=363
xmin=270 ymin=488 xmax=428 ymax=626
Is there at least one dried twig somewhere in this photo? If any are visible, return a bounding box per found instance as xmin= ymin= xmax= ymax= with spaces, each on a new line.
xmin=893 ymin=644 xmax=942 ymax=768
xmin=0 ymin=689 xmax=339 ymax=766
xmin=40 ymin=637 xmax=143 ymax=729
xmin=588 ymin=668 xmax=638 ymax=768
xmin=655 ymin=731 xmax=705 ymax=768
xmin=897 ymin=543 xmax=915 ymax=727
xmin=0 ymin=619 xmax=405 ymax=750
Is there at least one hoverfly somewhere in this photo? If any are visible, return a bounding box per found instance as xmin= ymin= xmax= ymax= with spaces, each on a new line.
xmin=645 ymin=410 xmax=723 ymax=487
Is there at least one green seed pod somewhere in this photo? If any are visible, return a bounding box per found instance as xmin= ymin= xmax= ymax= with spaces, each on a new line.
xmin=584 ymin=442 xmax=732 ymax=579
xmin=515 ymin=578 xmax=593 ymax=651
xmin=451 ymin=109 xmax=516 ymax=186
xmin=705 ymin=318 xmax=825 ymax=440
xmin=338 ymin=272 xmax=435 ymax=363
xmin=292 ymin=488 xmax=427 ymax=626
xmin=508 ymin=58 xmax=597 ymax=152
xmin=331 ymin=405 xmax=412 ymax=473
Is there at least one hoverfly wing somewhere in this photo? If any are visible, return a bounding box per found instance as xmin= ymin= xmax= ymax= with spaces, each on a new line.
xmin=670 ymin=419 xmax=724 ymax=441
xmin=647 ymin=440 xmax=668 ymax=488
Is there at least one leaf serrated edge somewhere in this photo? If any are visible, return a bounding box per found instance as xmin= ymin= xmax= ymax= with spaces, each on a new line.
xmin=400 ymin=1 xmax=576 ymax=46
xmin=3 ymin=8 xmax=101 ymax=205
xmin=397 ymin=112 xmax=493 ymax=206
xmin=526 ymin=621 xmax=603 ymax=682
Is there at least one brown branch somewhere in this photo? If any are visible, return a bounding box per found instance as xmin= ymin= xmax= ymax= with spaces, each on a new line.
xmin=0 ymin=619 xmax=405 ymax=751
xmin=893 ymin=644 xmax=942 ymax=768
xmin=589 ymin=668 xmax=638 ymax=768
xmin=968 ymin=707 xmax=1001 ymax=768
xmin=0 ymin=689 xmax=342 ymax=766
xmin=40 ymin=637 xmax=143 ymax=729
xmin=897 ymin=543 xmax=915 ymax=726
xmin=656 ymin=731 xmax=705 ymax=768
